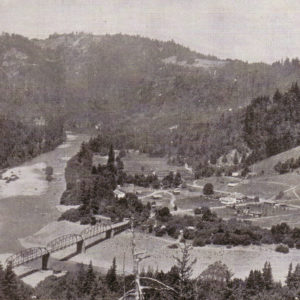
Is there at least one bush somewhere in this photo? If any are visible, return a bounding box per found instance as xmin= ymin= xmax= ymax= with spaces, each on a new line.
xmin=193 ymin=237 xmax=205 ymax=247
xmin=194 ymin=207 xmax=202 ymax=215
xmin=156 ymin=207 xmax=171 ymax=222
xmin=275 ymin=244 xmax=289 ymax=253
xmin=168 ymin=243 xmax=179 ymax=249
xmin=183 ymin=229 xmax=196 ymax=240
xmin=166 ymin=224 xmax=180 ymax=239
xmin=80 ymin=215 xmax=92 ymax=225
xmin=58 ymin=208 xmax=81 ymax=222
xmin=45 ymin=166 xmax=53 ymax=176
xmin=203 ymin=183 xmax=214 ymax=195
xmin=283 ymin=237 xmax=294 ymax=248
xmin=155 ymin=226 xmax=166 ymax=237
xmin=295 ymin=240 xmax=300 ymax=249
xmin=46 ymin=174 xmax=53 ymax=182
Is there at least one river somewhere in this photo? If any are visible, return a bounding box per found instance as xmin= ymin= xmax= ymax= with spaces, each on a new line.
xmin=0 ymin=132 xmax=89 ymax=253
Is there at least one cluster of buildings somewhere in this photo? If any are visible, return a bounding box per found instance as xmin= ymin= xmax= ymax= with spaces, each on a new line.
xmin=219 ymin=192 xmax=248 ymax=205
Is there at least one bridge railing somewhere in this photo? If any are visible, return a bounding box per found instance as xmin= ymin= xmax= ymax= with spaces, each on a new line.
xmin=81 ymin=223 xmax=112 ymax=240
xmin=47 ymin=234 xmax=83 ymax=253
xmin=6 ymin=247 xmax=49 ymax=268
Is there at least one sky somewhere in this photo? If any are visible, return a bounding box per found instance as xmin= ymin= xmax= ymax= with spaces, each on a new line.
xmin=1 ymin=0 xmax=300 ymax=63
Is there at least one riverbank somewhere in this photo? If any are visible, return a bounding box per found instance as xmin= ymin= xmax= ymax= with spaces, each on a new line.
xmin=0 ymin=163 xmax=48 ymax=198
xmin=0 ymin=132 xmax=90 ymax=253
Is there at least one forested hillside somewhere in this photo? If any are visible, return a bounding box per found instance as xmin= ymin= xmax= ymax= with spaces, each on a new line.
xmin=0 ymin=116 xmax=64 ymax=169
xmin=170 ymin=84 xmax=300 ymax=175
xmin=2 ymin=32 xmax=300 ymax=127
xmin=2 ymin=32 xmax=300 ymax=171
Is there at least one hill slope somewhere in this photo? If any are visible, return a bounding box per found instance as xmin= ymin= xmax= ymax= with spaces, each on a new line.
xmin=2 ymin=33 xmax=300 ymax=170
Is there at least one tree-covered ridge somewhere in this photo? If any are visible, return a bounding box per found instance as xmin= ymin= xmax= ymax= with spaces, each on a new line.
xmin=0 ymin=116 xmax=64 ymax=169
xmin=2 ymin=33 xmax=300 ymax=131
xmin=0 ymin=33 xmax=65 ymax=121
xmin=3 ymin=33 xmax=300 ymax=175
xmin=167 ymin=83 xmax=300 ymax=175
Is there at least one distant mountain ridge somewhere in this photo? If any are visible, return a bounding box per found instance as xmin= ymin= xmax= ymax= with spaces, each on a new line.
xmin=2 ymin=32 xmax=300 ymax=124
xmin=2 ymin=32 xmax=300 ymax=169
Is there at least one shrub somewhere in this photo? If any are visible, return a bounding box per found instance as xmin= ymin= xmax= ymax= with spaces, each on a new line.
xmin=155 ymin=226 xmax=166 ymax=237
xmin=90 ymin=216 xmax=97 ymax=225
xmin=80 ymin=215 xmax=92 ymax=225
xmin=58 ymin=208 xmax=81 ymax=222
xmin=295 ymin=240 xmax=300 ymax=249
xmin=45 ymin=166 xmax=53 ymax=176
xmin=275 ymin=244 xmax=289 ymax=253
xmin=183 ymin=229 xmax=196 ymax=240
xmin=166 ymin=224 xmax=180 ymax=239
xmin=46 ymin=174 xmax=53 ymax=182
xmin=194 ymin=208 xmax=202 ymax=215
xmin=261 ymin=234 xmax=274 ymax=244
xmin=156 ymin=207 xmax=171 ymax=222
xmin=283 ymin=237 xmax=294 ymax=248
xmin=193 ymin=237 xmax=205 ymax=247
xmin=203 ymin=183 xmax=214 ymax=195
xmin=168 ymin=243 xmax=179 ymax=249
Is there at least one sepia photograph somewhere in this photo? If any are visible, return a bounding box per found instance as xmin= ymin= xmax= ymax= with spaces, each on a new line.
xmin=1 ymin=0 xmax=300 ymax=299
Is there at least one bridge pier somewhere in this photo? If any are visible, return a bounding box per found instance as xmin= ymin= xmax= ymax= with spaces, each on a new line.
xmin=42 ymin=253 xmax=50 ymax=270
xmin=106 ymin=229 xmax=112 ymax=239
xmin=76 ymin=240 xmax=85 ymax=254
xmin=105 ymin=229 xmax=115 ymax=239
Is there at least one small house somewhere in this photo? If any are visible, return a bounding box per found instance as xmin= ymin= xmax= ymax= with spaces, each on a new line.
xmin=220 ymin=197 xmax=237 ymax=205
xmin=95 ymin=215 xmax=112 ymax=223
xmin=249 ymin=211 xmax=262 ymax=218
xmin=114 ymin=189 xmax=126 ymax=199
xmin=173 ymin=189 xmax=181 ymax=195
xmin=228 ymin=182 xmax=239 ymax=187
xmin=152 ymin=194 xmax=162 ymax=200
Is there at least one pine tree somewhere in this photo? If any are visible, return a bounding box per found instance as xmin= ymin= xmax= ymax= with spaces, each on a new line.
xmin=292 ymin=264 xmax=300 ymax=289
xmin=222 ymin=155 xmax=228 ymax=164
xmin=233 ymin=151 xmax=239 ymax=165
xmin=291 ymin=82 xmax=300 ymax=96
xmin=106 ymin=257 xmax=118 ymax=292
xmin=3 ymin=262 xmax=19 ymax=300
xmin=107 ymin=144 xmax=115 ymax=171
xmin=83 ymin=261 xmax=96 ymax=295
xmin=262 ymin=261 xmax=273 ymax=290
xmin=174 ymin=242 xmax=197 ymax=300
xmin=253 ymin=270 xmax=264 ymax=291
xmin=273 ymin=89 xmax=282 ymax=104
xmin=76 ymin=263 xmax=86 ymax=296
xmin=246 ymin=270 xmax=255 ymax=290
xmin=174 ymin=171 xmax=182 ymax=187
xmin=286 ymin=263 xmax=293 ymax=288
xmin=0 ymin=263 xmax=5 ymax=300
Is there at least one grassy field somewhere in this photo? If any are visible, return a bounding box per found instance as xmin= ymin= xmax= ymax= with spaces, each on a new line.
xmin=252 ymin=145 xmax=300 ymax=175
xmin=69 ymin=231 xmax=300 ymax=283
xmin=175 ymin=195 xmax=221 ymax=210
xmin=122 ymin=151 xmax=192 ymax=179
xmin=194 ymin=177 xmax=284 ymax=200
xmin=250 ymin=210 xmax=300 ymax=228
